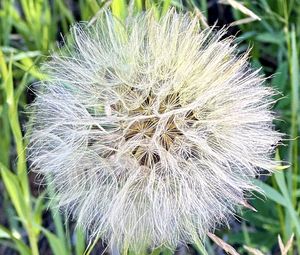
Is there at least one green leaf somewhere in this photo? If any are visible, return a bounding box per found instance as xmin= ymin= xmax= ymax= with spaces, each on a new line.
xmin=192 ymin=237 xmax=209 ymax=255
xmin=33 ymin=191 xmax=46 ymax=236
xmin=0 ymin=226 xmax=11 ymax=239
xmin=274 ymin=170 xmax=300 ymax=239
xmin=111 ymin=0 xmax=127 ymax=21
xmin=272 ymin=61 xmax=288 ymax=91
xmin=253 ymin=179 xmax=287 ymax=207
xmin=0 ymin=163 xmax=26 ymax=220
xmin=75 ymin=227 xmax=86 ymax=255
xmin=161 ymin=0 xmax=171 ymax=16
xmin=256 ymin=32 xmax=284 ymax=44
xmin=0 ymin=225 xmax=31 ymax=255
xmin=40 ymin=227 xmax=69 ymax=255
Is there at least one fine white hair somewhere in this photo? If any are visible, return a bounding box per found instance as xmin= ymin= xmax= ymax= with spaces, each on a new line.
xmin=27 ymin=9 xmax=281 ymax=253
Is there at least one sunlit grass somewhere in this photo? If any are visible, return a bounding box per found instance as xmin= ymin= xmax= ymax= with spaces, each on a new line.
xmin=0 ymin=0 xmax=299 ymax=254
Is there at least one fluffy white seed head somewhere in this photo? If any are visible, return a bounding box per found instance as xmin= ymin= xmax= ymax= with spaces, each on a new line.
xmin=28 ymin=9 xmax=281 ymax=253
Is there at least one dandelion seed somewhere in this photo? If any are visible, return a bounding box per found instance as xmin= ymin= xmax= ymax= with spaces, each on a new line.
xmin=27 ymin=9 xmax=281 ymax=253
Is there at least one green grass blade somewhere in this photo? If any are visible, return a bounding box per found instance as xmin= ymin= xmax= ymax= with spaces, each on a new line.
xmin=253 ymin=179 xmax=288 ymax=207
xmin=0 ymin=163 xmax=27 ymax=220
xmin=290 ymin=25 xmax=299 ymax=204
xmin=111 ymin=0 xmax=127 ymax=21
xmin=75 ymin=227 xmax=86 ymax=255
xmin=0 ymin=225 xmax=31 ymax=255
xmin=39 ymin=227 xmax=69 ymax=255
xmin=161 ymin=0 xmax=172 ymax=16
xmin=275 ymin=170 xmax=300 ymax=235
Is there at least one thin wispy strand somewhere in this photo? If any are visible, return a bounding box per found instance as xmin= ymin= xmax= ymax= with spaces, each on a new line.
xmin=27 ymin=9 xmax=281 ymax=253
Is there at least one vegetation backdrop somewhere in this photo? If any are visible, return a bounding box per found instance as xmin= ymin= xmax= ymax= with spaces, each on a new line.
xmin=0 ymin=0 xmax=299 ymax=254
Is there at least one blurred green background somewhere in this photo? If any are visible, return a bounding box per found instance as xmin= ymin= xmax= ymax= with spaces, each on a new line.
xmin=0 ymin=0 xmax=299 ymax=254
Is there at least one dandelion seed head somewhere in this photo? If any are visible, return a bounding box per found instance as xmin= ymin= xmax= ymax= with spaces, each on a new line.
xmin=28 ymin=9 xmax=281 ymax=252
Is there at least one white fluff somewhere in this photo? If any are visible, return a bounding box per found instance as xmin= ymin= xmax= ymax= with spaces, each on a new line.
xmin=27 ymin=9 xmax=281 ymax=253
